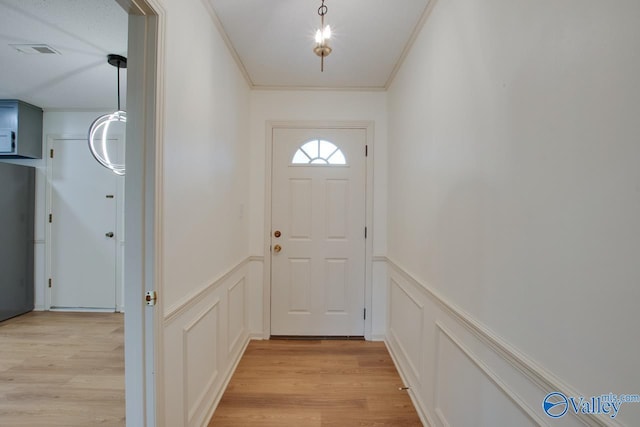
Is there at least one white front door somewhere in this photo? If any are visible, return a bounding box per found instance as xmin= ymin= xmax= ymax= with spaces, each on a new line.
xmin=49 ymin=137 xmax=122 ymax=310
xmin=271 ymin=128 xmax=367 ymax=336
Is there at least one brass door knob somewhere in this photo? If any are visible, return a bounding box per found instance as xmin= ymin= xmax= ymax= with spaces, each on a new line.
xmin=273 ymin=244 xmax=282 ymax=253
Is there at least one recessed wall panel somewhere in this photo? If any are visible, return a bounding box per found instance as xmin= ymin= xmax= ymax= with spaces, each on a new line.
xmin=227 ymin=278 xmax=245 ymax=353
xmin=325 ymin=259 xmax=347 ymax=313
xmin=289 ymin=258 xmax=311 ymax=313
xmin=325 ymin=179 xmax=348 ymax=239
xmin=290 ymin=179 xmax=312 ymax=239
xmin=389 ymin=278 xmax=423 ymax=380
xmin=183 ymin=302 xmax=219 ymax=425
xmin=435 ymin=327 xmax=539 ymax=427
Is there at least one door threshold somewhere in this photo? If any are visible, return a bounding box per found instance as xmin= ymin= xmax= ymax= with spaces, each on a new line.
xmin=49 ymin=307 xmax=117 ymax=313
xmin=270 ymin=335 xmax=365 ymax=341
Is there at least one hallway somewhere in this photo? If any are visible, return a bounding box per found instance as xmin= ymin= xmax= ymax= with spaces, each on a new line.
xmin=209 ymin=340 xmax=421 ymax=426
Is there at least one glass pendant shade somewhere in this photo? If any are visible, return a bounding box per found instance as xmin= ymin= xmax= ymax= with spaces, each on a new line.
xmin=88 ymin=54 xmax=127 ymax=175
xmin=88 ymin=110 xmax=126 ymax=175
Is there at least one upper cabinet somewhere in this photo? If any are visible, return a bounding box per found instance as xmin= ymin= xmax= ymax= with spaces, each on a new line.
xmin=0 ymin=100 xmax=43 ymax=159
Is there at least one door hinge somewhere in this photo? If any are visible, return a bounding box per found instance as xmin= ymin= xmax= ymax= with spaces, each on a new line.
xmin=145 ymin=291 xmax=158 ymax=306
xmin=48 ymin=278 xmax=52 ymax=288
xmin=50 ymin=148 xmax=54 ymax=158
xmin=365 ymin=145 xmax=368 ymax=157
xmin=364 ymin=227 xmax=367 ymax=239
xmin=48 ymin=213 xmax=52 ymax=223
xmin=364 ymin=308 xmax=367 ymax=320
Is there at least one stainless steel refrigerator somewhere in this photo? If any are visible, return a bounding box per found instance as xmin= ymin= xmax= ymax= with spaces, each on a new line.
xmin=0 ymin=161 xmax=35 ymax=321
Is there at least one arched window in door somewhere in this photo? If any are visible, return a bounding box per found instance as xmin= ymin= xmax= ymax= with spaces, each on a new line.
xmin=291 ymin=139 xmax=347 ymax=165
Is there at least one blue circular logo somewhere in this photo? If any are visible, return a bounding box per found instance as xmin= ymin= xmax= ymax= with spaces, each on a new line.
xmin=543 ymin=392 xmax=568 ymax=418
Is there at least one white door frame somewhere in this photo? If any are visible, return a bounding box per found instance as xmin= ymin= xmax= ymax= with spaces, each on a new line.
xmin=44 ymin=135 xmax=125 ymax=312
xmin=116 ymin=0 xmax=164 ymax=425
xmin=263 ymin=121 xmax=375 ymax=340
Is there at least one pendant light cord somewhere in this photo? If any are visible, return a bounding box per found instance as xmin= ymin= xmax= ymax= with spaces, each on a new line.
xmin=116 ymin=62 xmax=121 ymax=111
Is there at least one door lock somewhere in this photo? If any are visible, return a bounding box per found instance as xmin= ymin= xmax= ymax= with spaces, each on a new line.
xmin=274 ymin=230 xmax=281 ymax=238
xmin=105 ymin=232 xmax=114 ymax=238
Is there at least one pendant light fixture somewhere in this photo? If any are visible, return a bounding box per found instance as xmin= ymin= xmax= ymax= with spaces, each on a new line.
xmin=88 ymin=54 xmax=127 ymax=176
xmin=313 ymin=0 xmax=332 ymax=72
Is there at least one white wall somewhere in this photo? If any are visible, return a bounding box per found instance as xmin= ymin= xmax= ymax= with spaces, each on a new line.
xmin=156 ymin=1 xmax=252 ymax=426
xmin=248 ymin=90 xmax=388 ymax=337
xmin=386 ymin=0 xmax=640 ymax=426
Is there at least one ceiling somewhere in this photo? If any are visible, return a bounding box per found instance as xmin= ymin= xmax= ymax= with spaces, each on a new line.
xmin=208 ymin=0 xmax=431 ymax=90
xmin=0 ymin=0 xmax=128 ymax=110
xmin=0 ymin=0 xmax=430 ymax=110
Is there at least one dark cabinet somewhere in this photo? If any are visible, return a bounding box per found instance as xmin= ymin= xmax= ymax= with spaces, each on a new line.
xmin=0 ymin=100 xmax=43 ymax=159
xmin=0 ymin=162 xmax=35 ymax=321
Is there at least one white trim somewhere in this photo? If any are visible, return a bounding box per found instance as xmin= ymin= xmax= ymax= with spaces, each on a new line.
xmin=200 ymin=0 xmax=253 ymax=88
xmin=182 ymin=299 xmax=220 ymax=426
xmin=48 ymin=308 xmax=118 ymax=313
xmin=388 ymin=277 xmax=423 ymax=381
xmin=435 ymin=322 xmax=547 ymax=426
xmin=119 ymin=1 xmax=164 ymax=425
xmin=385 ymin=258 xmax=624 ymax=427
xmin=264 ymin=121 xmax=375 ymax=339
xmin=164 ymin=257 xmax=252 ymax=324
xmin=226 ymin=278 xmax=248 ymax=356
xmin=252 ymin=85 xmax=387 ymax=92
xmin=151 ymin=5 xmax=166 ymax=426
xmin=262 ymin=121 xmax=273 ymax=339
xmin=200 ymin=335 xmax=252 ymax=426
xmin=363 ymin=122 xmax=375 ymax=340
xmin=45 ymin=136 xmax=53 ymax=311
xmin=384 ymin=339 xmax=434 ymax=427
xmin=384 ymin=0 xmax=437 ymax=90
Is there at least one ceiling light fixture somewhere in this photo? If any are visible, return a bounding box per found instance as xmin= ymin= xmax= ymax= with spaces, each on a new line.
xmin=88 ymin=54 xmax=127 ymax=176
xmin=313 ymin=0 xmax=332 ymax=72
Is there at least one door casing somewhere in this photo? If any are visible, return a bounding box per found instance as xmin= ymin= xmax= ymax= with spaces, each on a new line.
xmin=264 ymin=121 xmax=375 ymax=339
xmin=117 ymin=0 xmax=164 ymax=425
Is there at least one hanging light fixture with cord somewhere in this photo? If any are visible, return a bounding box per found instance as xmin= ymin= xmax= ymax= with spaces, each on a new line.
xmin=314 ymin=0 xmax=332 ymax=72
xmin=88 ymin=54 xmax=127 ymax=176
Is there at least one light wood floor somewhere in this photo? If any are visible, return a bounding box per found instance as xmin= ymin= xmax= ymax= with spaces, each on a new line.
xmin=209 ymin=339 xmax=422 ymax=426
xmin=0 ymin=311 xmax=125 ymax=427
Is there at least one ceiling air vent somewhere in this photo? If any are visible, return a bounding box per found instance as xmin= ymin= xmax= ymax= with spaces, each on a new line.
xmin=9 ymin=44 xmax=60 ymax=55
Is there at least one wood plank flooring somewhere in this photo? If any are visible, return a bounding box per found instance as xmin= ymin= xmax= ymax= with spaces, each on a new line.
xmin=0 ymin=311 xmax=125 ymax=427
xmin=209 ymin=340 xmax=422 ymax=426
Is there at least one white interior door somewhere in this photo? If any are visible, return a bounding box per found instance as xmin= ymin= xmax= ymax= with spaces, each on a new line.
xmin=49 ymin=137 xmax=121 ymax=310
xmin=271 ymin=128 xmax=367 ymax=336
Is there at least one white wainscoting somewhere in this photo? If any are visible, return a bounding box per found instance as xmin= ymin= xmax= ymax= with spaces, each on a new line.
xmin=162 ymin=258 xmax=252 ymax=427
xmin=384 ymin=258 xmax=622 ymax=427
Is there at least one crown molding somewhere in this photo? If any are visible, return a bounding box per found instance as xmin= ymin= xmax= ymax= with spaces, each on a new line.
xmin=201 ymin=0 xmax=254 ymax=88
xmin=384 ymin=0 xmax=437 ymax=90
